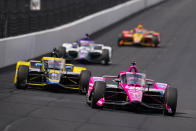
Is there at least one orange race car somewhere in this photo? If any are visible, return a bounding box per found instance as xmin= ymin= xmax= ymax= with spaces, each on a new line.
xmin=117 ymin=24 xmax=160 ymax=47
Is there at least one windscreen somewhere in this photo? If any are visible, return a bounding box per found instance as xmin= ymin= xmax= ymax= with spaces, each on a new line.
xmin=134 ymin=30 xmax=145 ymax=34
xmin=44 ymin=60 xmax=64 ymax=70
xmin=79 ymin=40 xmax=91 ymax=47
xmin=121 ymin=73 xmax=145 ymax=86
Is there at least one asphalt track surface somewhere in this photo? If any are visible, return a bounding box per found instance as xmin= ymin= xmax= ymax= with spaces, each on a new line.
xmin=1 ymin=0 xmax=196 ymax=130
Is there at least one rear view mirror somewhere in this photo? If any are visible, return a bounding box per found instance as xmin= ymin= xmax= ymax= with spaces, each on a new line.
xmin=146 ymin=79 xmax=154 ymax=91
xmin=36 ymin=63 xmax=43 ymax=67
xmin=147 ymin=81 xmax=154 ymax=85
xmin=65 ymin=66 xmax=73 ymax=71
xmin=113 ymin=79 xmax=120 ymax=83
xmin=146 ymin=79 xmax=154 ymax=85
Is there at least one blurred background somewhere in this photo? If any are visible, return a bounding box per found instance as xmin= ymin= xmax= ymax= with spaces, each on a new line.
xmin=0 ymin=0 xmax=129 ymax=38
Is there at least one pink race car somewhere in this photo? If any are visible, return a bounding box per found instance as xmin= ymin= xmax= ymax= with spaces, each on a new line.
xmin=86 ymin=62 xmax=178 ymax=116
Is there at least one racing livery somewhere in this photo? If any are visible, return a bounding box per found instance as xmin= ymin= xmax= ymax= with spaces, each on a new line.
xmin=14 ymin=57 xmax=91 ymax=93
xmin=86 ymin=62 xmax=177 ymax=116
xmin=59 ymin=35 xmax=112 ymax=64
xmin=118 ymin=24 xmax=160 ymax=47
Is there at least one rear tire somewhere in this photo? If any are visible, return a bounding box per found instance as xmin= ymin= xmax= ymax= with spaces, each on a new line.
xmin=164 ymin=87 xmax=177 ymax=116
xmin=16 ymin=65 xmax=29 ymax=89
xmin=102 ymin=49 xmax=110 ymax=65
xmin=58 ymin=46 xmax=66 ymax=58
xmin=79 ymin=70 xmax=91 ymax=94
xmin=91 ymin=81 xmax=106 ymax=109
xmin=153 ymin=36 xmax=159 ymax=48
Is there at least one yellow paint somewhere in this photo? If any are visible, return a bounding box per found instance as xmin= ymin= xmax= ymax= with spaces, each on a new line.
xmin=142 ymin=43 xmax=154 ymax=47
xmin=126 ymin=96 xmax=129 ymax=101
xmin=63 ymin=86 xmax=79 ymax=90
xmin=73 ymin=66 xmax=86 ymax=73
xmin=67 ymin=78 xmax=78 ymax=84
xmin=47 ymin=78 xmax=59 ymax=82
xmin=65 ymin=64 xmax=86 ymax=73
xmin=27 ymin=83 xmax=47 ymax=86
xmin=65 ymin=64 xmax=73 ymax=66
xmin=48 ymin=70 xmax=60 ymax=74
xmin=29 ymin=75 xmax=41 ymax=81
xmin=133 ymin=33 xmax=144 ymax=43
xmin=29 ymin=60 xmax=41 ymax=63
xmin=42 ymin=57 xmax=65 ymax=62
xmin=123 ymin=42 xmax=133 ymax=45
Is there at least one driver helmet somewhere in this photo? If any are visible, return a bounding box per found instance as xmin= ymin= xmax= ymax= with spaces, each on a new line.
xmin=137 ymin=23 xmax=144 ymax=29
xmin=51 ymin=48 xmax=58 ymax=57
xmin=82 ymin=34 xmax=90 ymax=40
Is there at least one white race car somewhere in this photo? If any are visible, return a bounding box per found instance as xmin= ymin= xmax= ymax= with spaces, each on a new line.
xmin=59 ymin=36 xmax=112 ymax=64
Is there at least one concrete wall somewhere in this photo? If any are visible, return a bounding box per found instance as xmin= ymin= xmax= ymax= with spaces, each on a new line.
xmin=0 ymin=0 xmax=165 ymax=68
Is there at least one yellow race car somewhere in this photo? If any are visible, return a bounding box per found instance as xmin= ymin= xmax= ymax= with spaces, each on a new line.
xmin=14 ymin=57 xmax=91 ymax=93
xmin=118 ymin=24 xmax=160 ymax=47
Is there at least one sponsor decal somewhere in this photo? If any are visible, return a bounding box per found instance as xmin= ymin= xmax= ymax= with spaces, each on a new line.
xmin=157 ymin=83 xmax=167 ymax=88
xmin=128 ymin=90 xmax=142 ymax=100
xmin=93 ymin=77 xmax=104 ymax=81
xmin=125 ymin=86 xmax=143 ymax=90
xmin=30 ymin=0 xmax=41 ymax=11
xmin=89 ymin=83 xmax=94 ymax=86
xmin=96 ymin=98 xmax=105 ymax=106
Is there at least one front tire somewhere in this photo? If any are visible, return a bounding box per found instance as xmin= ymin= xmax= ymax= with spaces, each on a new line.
xmin=79 ymin=70 xmax=91 ymax=94
xmin=164 ymin=87 xmax=177 ymax=116
xmin=16 ymin=65 xmax=29 ymax=89
xmin=91 ymin=81 xmax=106 ymax=109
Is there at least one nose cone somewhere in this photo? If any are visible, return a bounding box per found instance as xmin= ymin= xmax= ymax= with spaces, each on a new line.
xmin=79 ymin=49 xmax=88 ymax=58
xmin=48 ymin=70 xmax=61 ymax=84
xmin=125 ymin=87 xmax=143 ymax=103
xmin=47 ymin=79 xmax=60 ymax=84
xmin=129 ymin=91 xmax=143 ymax=103
xmin=133 ymin=34 xmax=143 ymax=43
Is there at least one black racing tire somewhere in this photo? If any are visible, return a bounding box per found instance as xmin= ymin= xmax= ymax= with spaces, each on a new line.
xmin=164 ymin=87 xmax=178 ymax=116
xmin=102 ymin=49 xmax=110 ymax=65
xmin=16 ymin=65 xmax=29 ymax=89
xmin=79 ymin=70 xmax=91 ymax=94
xmin=91 ymin=81 xmax=106 ymax=109
xmin=153 ymin=36 xmax=159 ymax=48
xmin=57 ymin=46 xmax=66 ymax=58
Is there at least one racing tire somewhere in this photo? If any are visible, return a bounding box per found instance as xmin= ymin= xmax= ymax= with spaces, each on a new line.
xmin=16 ymin=65 xmax=29 ymax=89
xmin=57 ymin=46 xmax=66 ymax=58
xmin=102 ymin=49 xmax=110 ymax=65
xmin=163 ymin=87 xmax=177 ymax=116
xmin=91 ymin=81 xmax=106 ymax=109
xmin=79 ymin=70 xmax=91 ymax=94
xmin=153 ymin=36 xmax=159 ymax=48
